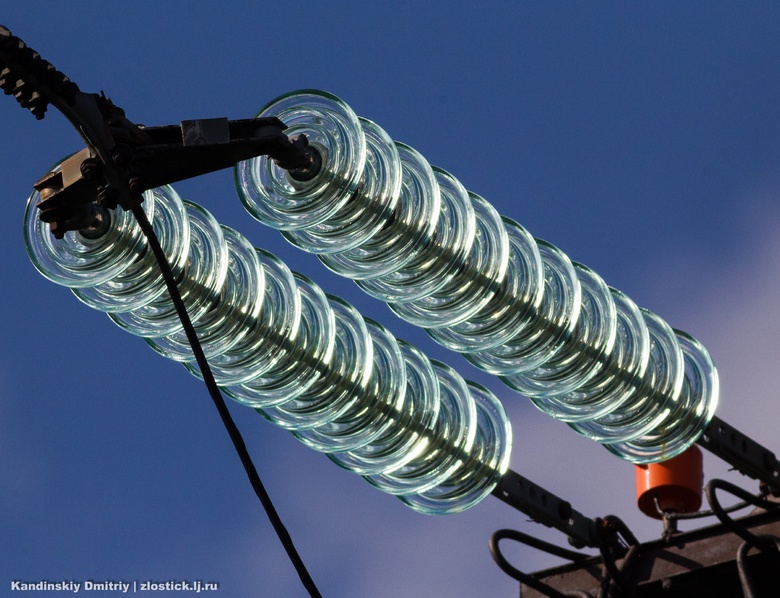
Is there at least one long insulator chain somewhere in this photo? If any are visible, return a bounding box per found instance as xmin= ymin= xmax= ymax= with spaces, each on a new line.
xmin=24 ymin=179 xmax=510 ymax=514
xmin=235 ymin=90 xmax=719 ymax=464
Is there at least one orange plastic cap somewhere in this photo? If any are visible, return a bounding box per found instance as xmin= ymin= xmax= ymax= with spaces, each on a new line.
xmin=635 ymin=446 xmax=703 ymax=519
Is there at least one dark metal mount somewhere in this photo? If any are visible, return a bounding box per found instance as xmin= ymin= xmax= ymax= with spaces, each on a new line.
xmin=0 ymin=23 xmax=317 ymax=238
xmin=520 ymin=488 xmax=780 ymax=597
xmin=492 ymin=469 xmax=602 ymax=549
xmin=698 ymin=415 xmax=780 ymax=495
xmin=32 ymin=117 xmax=317 ymax=238
xmin=491 ymin=417 xmax=780 ymax=552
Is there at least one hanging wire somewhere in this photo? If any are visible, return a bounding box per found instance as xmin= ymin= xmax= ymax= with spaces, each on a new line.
xmin=489 ymin=528 xmax=590 ymax=598
xmin=592 ymin=515 xmax=639 ymax=598
xmin=597 ymin=543 xmax=639 ymax=598
xmin=130 ymin=205 xmax=323 ymax=598
xmin=704 ymin=479 xmax=780 ymax=552
xmin=736 ymin=534 xmax=780 ymax=598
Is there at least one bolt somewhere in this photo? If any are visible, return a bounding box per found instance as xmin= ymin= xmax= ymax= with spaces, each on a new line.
xmin=128 ymin=177 xmax=144 ymax=195
xmin=78 ymin=204 xmax=111 ymax=239
xmin=80 ymin=158 xmax=102 ymax=180
xmin=286 ymin=139 xmax=323 ymax=182
xmin=97 ymin=186 xmax=119 ymax=210
xmin=112 ymin=146 xmax=131 ymax=166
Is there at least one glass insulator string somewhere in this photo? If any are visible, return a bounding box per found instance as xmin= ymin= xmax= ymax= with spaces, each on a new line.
xmin=235 ymin=89 xmax=719 ymax=464
xmin=24 ymin=177 xmax=511 ymax=515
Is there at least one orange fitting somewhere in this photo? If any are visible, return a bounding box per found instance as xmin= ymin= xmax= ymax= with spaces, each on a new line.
xmin=635 ymin=446 xmax=703 ymax=519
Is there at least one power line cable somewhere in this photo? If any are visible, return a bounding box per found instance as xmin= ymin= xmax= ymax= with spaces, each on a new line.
xmin=130 ymin=204 xmax=322 ymax=598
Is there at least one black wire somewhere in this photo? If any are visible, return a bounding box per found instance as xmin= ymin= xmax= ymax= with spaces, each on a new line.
xmin=489 ymin=529 xmax=590 ymax=598
xmin=595 ymin=516 xmax=639 ymax=598
xmin=489 ymin=518 xmax=640 ymax=597
xmin=491 ymin=528 xmax=590 ymax=563
xmin=653 ymin=494 xmax=751 ymax=521
xmin=130 ymin=205 xmax=322 ymax=598
xmin=597 ymin=543 xmax=640 ymax=598
xmin=597 ymin=546 xmax=621 ymax=597
xmin=737 ymin=535 xmax=780 ymax=598
xmin=705 ymin=478 xmax=780 ymax=552
xmin=600 ymin=515 xmax=639 ymax=548
xmin=737 ymin=539 xmax=760 ymax=598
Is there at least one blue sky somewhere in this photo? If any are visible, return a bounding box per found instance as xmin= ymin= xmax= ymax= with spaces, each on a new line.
xmin=2 ymin=3 xmax=779 ymax=596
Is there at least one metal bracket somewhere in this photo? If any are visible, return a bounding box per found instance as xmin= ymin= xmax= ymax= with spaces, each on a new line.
xmin=492 ymin=468 xmax=601 ymax=548
xmin=32 ymin=116 xmax=317 ymax=238
xmin=697 ymin=415 xmax=780 ymax=494
xmin=521 ymin=498 xmax=780 ymax=597
xmin=1 ymin=23 xmax=318 ymax=238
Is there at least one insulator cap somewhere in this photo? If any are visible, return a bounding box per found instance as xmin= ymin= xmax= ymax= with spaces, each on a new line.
xmin=635 ymin=445 xmax=703 ymax=519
